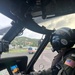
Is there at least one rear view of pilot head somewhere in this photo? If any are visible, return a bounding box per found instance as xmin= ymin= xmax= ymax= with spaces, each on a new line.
xmin=50 ymin=27 xmax=75 ymax=52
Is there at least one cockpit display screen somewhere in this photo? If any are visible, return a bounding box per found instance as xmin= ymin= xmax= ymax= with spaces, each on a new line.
xmin=10 ymin=65 xmax=19 ymax=74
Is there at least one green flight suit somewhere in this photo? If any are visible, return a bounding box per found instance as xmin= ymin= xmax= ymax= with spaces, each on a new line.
xmin=58 ymin=49 xmax=75 ymax=75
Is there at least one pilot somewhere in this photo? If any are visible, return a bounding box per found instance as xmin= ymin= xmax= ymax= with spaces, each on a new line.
xmin=29 ymin=27 xmax=75 ymax=75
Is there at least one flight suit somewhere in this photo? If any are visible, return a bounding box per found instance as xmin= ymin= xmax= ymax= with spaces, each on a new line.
xmin=58 ymin=48 xmax=75 ymax=75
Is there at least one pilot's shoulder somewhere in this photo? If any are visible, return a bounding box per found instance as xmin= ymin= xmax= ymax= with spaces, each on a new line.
xmin=66 ymin=52 xmax=75 ymax=61
xmin=64 ymin=49 xmax=75 ymax=61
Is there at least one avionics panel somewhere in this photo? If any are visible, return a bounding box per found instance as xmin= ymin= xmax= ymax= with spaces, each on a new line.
xmin=0 ymin=56 xmax=28 ymax=75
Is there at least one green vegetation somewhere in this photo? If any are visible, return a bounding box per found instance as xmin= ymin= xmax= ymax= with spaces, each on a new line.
xmin=9 ymin=37 xmax=51 ymax=53
xmin=11 ymin=37 xmax=39 ymax=48
xmin=9 ymin=48 xmax=28 ymax=53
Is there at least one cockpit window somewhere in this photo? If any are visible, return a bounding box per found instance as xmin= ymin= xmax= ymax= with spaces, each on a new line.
xmin=34 ymin=13 xmax=75 ymax=30
xmin=1 ymin=13 xmax=75 ymax=71
xmin=0 ymin=13 xmax=12 ymax=39
xmin=1 ymin=28 xmax=43 ymax=64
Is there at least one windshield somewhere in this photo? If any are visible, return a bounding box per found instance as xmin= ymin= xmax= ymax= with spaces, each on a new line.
xmin=0 ymin=13 xmax=75 ymax=71
xmin=33 ymin=13 xmax=75 ymax=71
xmin=1 ymin=26 xmax=43 ymax=63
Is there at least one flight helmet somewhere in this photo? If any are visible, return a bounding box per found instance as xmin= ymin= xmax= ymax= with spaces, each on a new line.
xmin=50 ymin=27 xmax=75 ymax=52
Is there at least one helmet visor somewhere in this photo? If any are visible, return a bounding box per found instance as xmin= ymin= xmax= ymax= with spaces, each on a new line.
xmin=51 ymin=35 xmax=61 ymax=52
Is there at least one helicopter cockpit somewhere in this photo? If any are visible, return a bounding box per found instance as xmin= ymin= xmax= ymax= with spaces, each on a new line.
xmin=0 ymin=0 xmax=75 ymax=75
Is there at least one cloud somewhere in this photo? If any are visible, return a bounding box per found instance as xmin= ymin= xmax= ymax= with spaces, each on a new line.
xmin=22 ymin=29 xmax=42 ymax=39
xmin=0 ymin=13 xmax=12 ymax=29
xmin=38 ymin=13 xmax=75 ymax=29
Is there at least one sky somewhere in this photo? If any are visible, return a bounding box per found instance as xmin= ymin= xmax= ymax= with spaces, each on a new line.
xmin=0 ymin=13 xmax=42 ymax=39
xmin=38 ymin=13 xmax=75 ymax=29
xmin=0 ymin=13 xmax=75 ymax=39
xmin=0 ymin=13 xmax=12 ymax=29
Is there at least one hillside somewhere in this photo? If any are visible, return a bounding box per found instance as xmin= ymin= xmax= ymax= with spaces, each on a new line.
xmin=11 ymin=37 xmax=39 ymax=47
